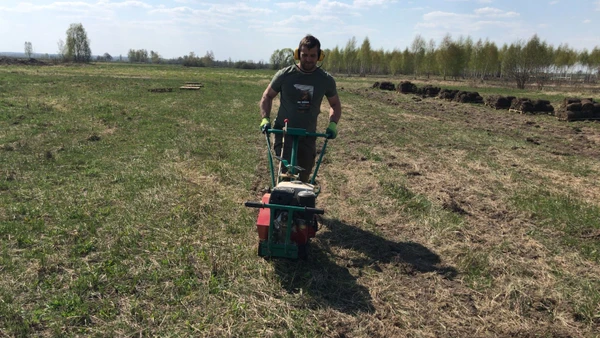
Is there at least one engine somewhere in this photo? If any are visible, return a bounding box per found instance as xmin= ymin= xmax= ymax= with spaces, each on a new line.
xmin=268 ymin=182 xmax=317 ymax=245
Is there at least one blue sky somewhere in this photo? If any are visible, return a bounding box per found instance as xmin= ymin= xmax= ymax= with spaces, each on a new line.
xmin=1 ymin=0 xmax=599 ymax=61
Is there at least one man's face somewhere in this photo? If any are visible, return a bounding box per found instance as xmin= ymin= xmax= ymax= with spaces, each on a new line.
xmin=299 ymin=46 xmax=319 ymax=72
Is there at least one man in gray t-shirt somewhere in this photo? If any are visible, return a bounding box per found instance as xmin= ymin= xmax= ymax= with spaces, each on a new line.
xmin=259 ymin=35 xmax=342 ymax=182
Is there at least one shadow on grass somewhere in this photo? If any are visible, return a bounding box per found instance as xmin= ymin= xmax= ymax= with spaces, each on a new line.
xmin=272 ymin=218 xmax=457 ymax=315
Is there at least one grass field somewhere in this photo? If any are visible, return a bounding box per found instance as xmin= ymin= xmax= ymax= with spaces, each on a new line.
xmin=1 ymin=63 xmax=599 ymax=337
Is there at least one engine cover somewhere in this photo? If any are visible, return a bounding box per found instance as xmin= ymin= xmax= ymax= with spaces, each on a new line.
xmin=268 ymin=186 xmax=296 ymax=205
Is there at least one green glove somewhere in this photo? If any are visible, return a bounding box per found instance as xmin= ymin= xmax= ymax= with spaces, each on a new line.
xmin=259 ymin=117 xmax=270 ymax=133
xmin=326 ymin=121 xmax=337 ymax=139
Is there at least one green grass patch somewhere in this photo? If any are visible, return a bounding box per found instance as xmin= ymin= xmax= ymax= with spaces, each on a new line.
xmin=512 ymin=189 xmax=600 ymax=261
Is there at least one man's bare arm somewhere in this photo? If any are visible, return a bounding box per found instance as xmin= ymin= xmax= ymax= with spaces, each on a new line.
xmin=259 ymin=85 xmax=278 ymax=119
xmin=327 ymin=94 xmax=342 ymax=123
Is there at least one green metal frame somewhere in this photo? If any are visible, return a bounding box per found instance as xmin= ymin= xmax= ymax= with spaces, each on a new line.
xmin=250 ymin=127 xmax=330 ymax=259
xmin=257 ymin=203 xmax=312 ymax=259
xmin=265 ymin=127 xmax=329 ymax=190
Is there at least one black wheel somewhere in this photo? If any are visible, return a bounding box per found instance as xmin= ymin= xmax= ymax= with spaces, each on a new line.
xmin=257 ymin=241 xmax=264 ymax=257
xmin=313 ymin=214 xmax=321 ymax=232
xmin=297 ymin=240 xmax=310 ymax=260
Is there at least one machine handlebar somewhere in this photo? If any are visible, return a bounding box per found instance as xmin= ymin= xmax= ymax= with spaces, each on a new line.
xmin=244 ymin=201 xmax=325 ymax=215
xmin=266 ymin=127 xmax=328 ymax=139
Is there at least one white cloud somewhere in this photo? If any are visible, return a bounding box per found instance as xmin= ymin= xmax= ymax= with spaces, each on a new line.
xmin=353 ymin=0 xmax=398 ymax=7
xmin=474 ymin=7 xmax=519 ymax=18
xmin=276 ymin=2 xmax=309 ymax=9
xmin=275 ymin=14 xmax=344 ymax=26
xmin=0 ymin=1 xmax=152 ymax=14
xmin=417 ymin=8 xmax=525 ymax=43
xmin=149 ymin=6 xmax=194 ymax=15
xmin=583 ymin=19 xmax=591 ymax=23
xmin=103 ymin=1 xmax=153 ymax=9
xmin=315 ymin=0 xmax=354 ymax=11
xmin=209 ymin=3 xmax=272 ymax=15
xmin=549 ymin=1 xmax=559 ymax=4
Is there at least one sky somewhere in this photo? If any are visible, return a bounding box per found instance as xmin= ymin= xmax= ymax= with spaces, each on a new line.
xmin=1 ymin=0 xmax=599 ymax=62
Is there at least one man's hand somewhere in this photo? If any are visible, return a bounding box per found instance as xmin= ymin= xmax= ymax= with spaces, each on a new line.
xmin=326 ymin=121 xmax=337 ymax=139
xmin=260 ymin=117 xmax=271 ymax=133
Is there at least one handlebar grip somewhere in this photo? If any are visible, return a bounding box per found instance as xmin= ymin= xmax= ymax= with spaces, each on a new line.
xmin=305 ymin=207 xmax=325 ymax=215
xmin=244 ymin=202 xmax=264 ymax=208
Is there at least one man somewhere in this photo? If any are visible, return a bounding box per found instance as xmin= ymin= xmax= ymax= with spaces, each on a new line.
xmin=259 ymin=34 xmax=342 ymax=182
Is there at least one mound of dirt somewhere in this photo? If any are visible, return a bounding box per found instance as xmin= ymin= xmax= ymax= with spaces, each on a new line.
xmin=437 ymin=89 xmax=484 ymax=103
xmin=398 ymin=81 xmax=418 ymax=93
xmin=438 ymin=89 xmax=459 ymax=101
xmin=453 ymin=91 xmax=484 ymax=104
xmin=372 ymin=81 xmax=396 ymax=91
xmin=0 ymin=57 xmax=50 ymax=66
xmin=396 ymin=82 xmax=440 ymax=97
xmin=416 ymin=85 xmax=441 ymax=97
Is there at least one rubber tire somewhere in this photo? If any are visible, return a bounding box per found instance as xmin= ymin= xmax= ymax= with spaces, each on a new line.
xmin=257 ymin=242 xmax=264 ymax=257
xmin=298 ymin=241 xmax=309 ymax=260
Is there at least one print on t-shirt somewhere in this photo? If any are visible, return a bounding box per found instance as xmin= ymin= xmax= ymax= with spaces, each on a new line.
xmin=294 ymin=84 xmax=314 ymax=112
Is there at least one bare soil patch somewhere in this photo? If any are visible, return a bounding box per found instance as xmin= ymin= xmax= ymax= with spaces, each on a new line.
xmin=349 ymin=87 xmax=600 ymax=159
xmin=314 ymin=86 xmax=600 ymax=336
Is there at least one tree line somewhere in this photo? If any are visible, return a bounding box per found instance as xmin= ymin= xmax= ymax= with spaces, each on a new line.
xmin=311 ymin=34 xmax=600 ymax=89
xmin=125 ymin=50 xmax=270 ymax=69
xmin=22 ymin=23 xmax=93 ymax=62
xmin=23 ymin=23 xmax=270 ymax=69
xmin=23 ymin=23 xmax=600 ymax=90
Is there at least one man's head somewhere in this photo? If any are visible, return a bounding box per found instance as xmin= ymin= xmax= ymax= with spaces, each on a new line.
xmin=296 ymin=35 xmax=322 ymax=72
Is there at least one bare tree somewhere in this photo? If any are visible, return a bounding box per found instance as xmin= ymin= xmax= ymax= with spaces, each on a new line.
xmin=57 ymin=39 xmax=66 ymax=61
xmin=24 ymin=41 xmax=33 ymax=58
xmin=150 ymin=50 xmax=161 ymax=64
xmin=100 ymin=53 xmax=113 ymax=62
xmin=200 ymin=50 xmax=215 ymax=67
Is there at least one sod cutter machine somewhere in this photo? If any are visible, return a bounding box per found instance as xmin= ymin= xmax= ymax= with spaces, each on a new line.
xmin=244 ymin=119 xmax=330 ymax=259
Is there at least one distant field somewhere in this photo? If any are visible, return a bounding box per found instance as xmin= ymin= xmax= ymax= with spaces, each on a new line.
xmin=1 ymin=63 xmax=599 ymax=337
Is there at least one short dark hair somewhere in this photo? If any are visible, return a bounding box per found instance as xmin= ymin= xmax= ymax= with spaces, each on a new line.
xmin=299 ymin=35 xmax=321 ymax=52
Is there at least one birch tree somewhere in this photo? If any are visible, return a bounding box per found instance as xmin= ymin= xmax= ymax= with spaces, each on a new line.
xmin=65 ymin=23 xmax=92 ymax=63
xmin=24 ymin=42 xmax=33 ymax=58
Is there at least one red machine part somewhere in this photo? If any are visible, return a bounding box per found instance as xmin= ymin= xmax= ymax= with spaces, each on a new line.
xmin=255 ymin=193 xmax=316 ymax=244
xmin=256 ymin=194 xmax=270 ymax=240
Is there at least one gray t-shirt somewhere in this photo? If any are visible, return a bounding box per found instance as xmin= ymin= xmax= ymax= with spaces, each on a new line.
xmin=270 ymin=65 xmax=337 ymax=132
